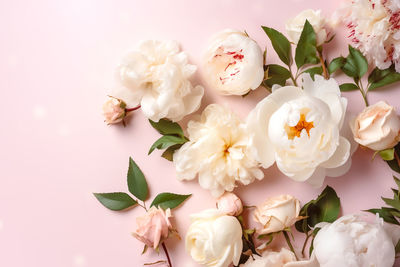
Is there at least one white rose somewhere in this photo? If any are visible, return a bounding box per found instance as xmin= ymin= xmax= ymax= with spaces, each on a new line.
xmin=246 ymin=74 xmax=352 ymax=187
xmin=352 ymin=101 xmax=400 ymax=151
xmin=216 ymin=192 xmax=243 ymax=216
xmin=285 ymin=9 xmax=328 ymax=46
xmin=173 ymin=104 xmax=264 ymax=197
xmin=203 ymin=29 xmax=264 ymax=95
xmin=112 ymin=40 xmax=204 ymax=122
xmin=186 ymin=209 xmax=243 ymax=267
xmin=102 ymin=96 xmax=126 ymax=124
xmin=254 ymin=195 xmax=301 ymax=235
xmin=313 ymin=214 xmax=396 ymax=267
xmin=240 ymin=248 xmax=319 ymax=267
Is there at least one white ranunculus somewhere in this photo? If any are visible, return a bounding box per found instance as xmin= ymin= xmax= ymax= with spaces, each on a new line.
xmin=344 ymin=0 xmax=400 ymax=72
xmin=254 ymin=195 xmax=301 ymax=235
xmin=246 ymin=74 xmax=351 ymax=187
xmin=286 ymin=9 xmax=328 ymax=46
xmin=352 ymin=101 xmax=400 ymax=151
xmin=173 ymin=104 xmax=264 ymax=197
xmin=186 ymin=209 xmax=243 ymax=267
xmin=112 ymin=40 xmax=204 ymax=122
xmin=313 ymin=214 xmax=396 ymax=267
xmin=203 ymin=29 xmax=264 ymax=95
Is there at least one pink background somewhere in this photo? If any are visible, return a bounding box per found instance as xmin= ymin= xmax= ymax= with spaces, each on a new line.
xmin=1 ymin=0 xmax=400 ymax=266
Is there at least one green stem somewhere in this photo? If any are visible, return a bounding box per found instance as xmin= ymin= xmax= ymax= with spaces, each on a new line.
xmin=162 ymin=242 xmax=172 ymax=267
xmin=301 ymin=233 xmax=311 ymax=258
xmin=289 ymin=65 xmax=299 ymax=87
xmin=283 ymin=231 xmax=299 ymax=261
xmin=357 ymin=80 xmax=369 ymax=107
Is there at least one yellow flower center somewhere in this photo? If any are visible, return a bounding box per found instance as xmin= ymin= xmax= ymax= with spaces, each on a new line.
xmin=285 ymin=114 xmax=314 ymax=140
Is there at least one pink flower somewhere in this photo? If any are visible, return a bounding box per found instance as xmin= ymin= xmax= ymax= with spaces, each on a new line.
xmin=216 ymin=192 xmax=243 ymax=216
xmin=132 ymin=207 xmax=173 ymax=249
xmin=102 ymin=96 xmax=126 ymax=124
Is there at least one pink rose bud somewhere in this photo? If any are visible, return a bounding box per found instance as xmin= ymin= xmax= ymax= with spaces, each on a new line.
xmin=216 ymin=192 xmax=243 ymax=216
xmin=132 ymin=207 xmax=173 ymax=249
xmin=102 ymin=96 xmax=126 ymax=125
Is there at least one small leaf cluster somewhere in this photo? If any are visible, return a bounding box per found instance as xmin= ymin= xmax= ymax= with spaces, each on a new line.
xmin=148 ymin=119 xmax=188 ymax=161
xmin=262 ymin=20 xmax=326 ymax=89
xmin=93 ymin=157 xmax=191 ymax=211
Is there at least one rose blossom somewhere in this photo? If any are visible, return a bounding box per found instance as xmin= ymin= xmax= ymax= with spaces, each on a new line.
xmin=132 ymin=207 xmax=173 ymax=249
xmin=286 ymin=9 xmax=329 ymax=45
xmin=173 ymin=104 xmax=264 ymax=197
xmin=254 ymin=195 xmax=301 ymax=235
xmin=352 ymin=101 xmax=400 ymax=151
xmin=313 ymin=214 xmax=396 ymax=267
xmin=203 ymin=29 xmax=264 ymax=95
xmin=344 ymin=0 xmax=400 ymax=72
xmin=102 ymin=96 xmax=126 ymax=124
xmin=185 ymin=209 xmax=242 ymax=267
xmin=112 ymin=40 xmax=204 ymax=122
xmin=216 ymin=192 xmax=243 ymax=216
xmin=246 ymin=74 xmax=353 ymax=187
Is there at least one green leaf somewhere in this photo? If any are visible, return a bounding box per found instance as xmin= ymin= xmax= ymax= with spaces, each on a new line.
xmin=150 ymin=193 xmax=192 ymax=210
xmin=365 ymin=208 xmax=400 ymax=225
xmin=148 ymin=135 xmax=187 ymax=155
xmin=262 ymin=26 xmax=292 ymax=66
xmin=342 ymin=46 xmax=368 ymax=78
xmin=394 ymin=176 xmax=400 ymax=191
xmin=149 ymin=119 xmax=185 ymax=138
xmin=339 ymin=83 xmax=359 ymax=92
xmin=295 ymin=20 xmax=319 ymax=68
xmin=382 ymin=197 xmax=400 ymax=210
xmin=380 ymin=148 xmax=395 ymax=161
xmin=264 ymin=64 xmax=291 ymax=88
xmin=368 ymin=65 xmax=400 ymax=91
xmin=161 ymin=144 xmax=182 ymax=161
xmin=127 ymin=157 xmax=148 ymax=201
xmin=93 ymin=192 xmax=137 ymax=211
xmin=304 ymin=66 xmax=323 ymax=80
xmin=387 ymin=159 xmax=400 ymax=174
xmin=395 ymin=239 xmax=400 ymax=254
xmin=328 ymin=57 xmax=345 ymax=74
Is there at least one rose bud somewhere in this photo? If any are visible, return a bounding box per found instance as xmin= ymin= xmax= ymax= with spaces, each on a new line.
xmin=352 ymin=101 xmax=400 ymax=151
xmin=102 ymin=96 xmax=126 ymax=125
xmin=216 ymin=192 xmax=243 ymax=216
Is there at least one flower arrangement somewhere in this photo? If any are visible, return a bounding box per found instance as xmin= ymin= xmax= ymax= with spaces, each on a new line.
xmin=96 ymin=3 xmax=400 ymax=267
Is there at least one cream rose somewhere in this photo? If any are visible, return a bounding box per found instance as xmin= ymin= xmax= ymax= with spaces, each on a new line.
xmin=173 ymin=104 xmax=264 ymax=197
xmin=112 ymin=40 xmax=204 ymax=122
xmin=286 ymin=9 xmax=328 ymax=46
xmin=132 ymin=207 xmax=173 ymax=249
xmin=352 ymin=101 xmax=400 ymax=151
xmin=313 ymin=214 xmax=396 ymax=267
xmin=203 ymin=29 xmax=264 ymax=95
xmin=102 ymin=96 xmax=126 ymax=124
xmin=246 ymin=74 xmax=352 ymax=187
xmin=254 ymin=195 xmax=301 ymax=235
xmin=216 ymin=192 xmax=243 ymax=216
xmin=185 ymin=209 xmax=243 ymax=267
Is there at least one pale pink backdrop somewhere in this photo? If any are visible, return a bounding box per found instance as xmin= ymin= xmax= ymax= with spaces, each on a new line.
xmin=1 ymin=0 xmax=400 ymax=266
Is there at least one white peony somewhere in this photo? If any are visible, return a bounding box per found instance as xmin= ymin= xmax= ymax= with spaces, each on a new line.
xmin=286 ymin=9 xmax=328 ymax=46
xmin=173 ymin=104 xmax=264 ymax=197
xmin=203 ymin=29 xmax=264 ymax=95
xmin=344 ymin=0 xmax=400 ymax=72
xmin=246 ymin=74 xmax=352 ymax=187
xmin=240 ymin=248 xmax=319 ymax=267
xmin=185 ymin=209 xmax=243 ymax=267
xmin=352 ymin=101 xmax=400 ymax=151
xmin=313 ymin=214 xmax=396 ymax=267
xmin=112 ymin=40 xmax=204 ymax=122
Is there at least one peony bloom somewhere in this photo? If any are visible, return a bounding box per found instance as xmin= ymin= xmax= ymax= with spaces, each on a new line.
xmin=216 ymin=192 xmax=243 ymax=216
xmin=203 ymin=29 xmax=264 ymax=95
xmin=112 ymin=40 xmax=204 ymax=122
xmin=254 ymin=195 xmax=301 ymax=235
xmin=344 ymin=0 xmax=400 ymax=72
xmin=313 ymin=214 xmax=396 ymax=267
xmin=246 ymin=74 xmax=352 ymax=187
xmin=173 ymin=104 xmax=264 ymax=197
xmin=185 ymin=209 xmax=243 ymax=267
xmin=286 ymin=9 xmax=329 ymax=46
xmin=352 ymin=101 xmax=400 ymax=151
xmin=132 ymin=207 xmax=173 ymax=249
xmin=102 ymin=96 xmax=126 ymax=124
xmin=240 ymin=248 xmax=319 ymax=267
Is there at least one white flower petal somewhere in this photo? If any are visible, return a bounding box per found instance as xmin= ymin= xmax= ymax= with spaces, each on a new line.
xmin=320 ymin=136 xmax=350 ymax=169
